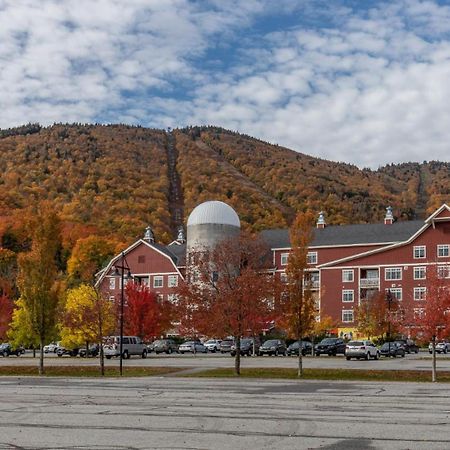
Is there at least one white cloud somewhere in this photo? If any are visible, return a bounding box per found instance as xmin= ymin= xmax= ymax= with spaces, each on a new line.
xmin=1 ymin=0 xmax=450 ymax=167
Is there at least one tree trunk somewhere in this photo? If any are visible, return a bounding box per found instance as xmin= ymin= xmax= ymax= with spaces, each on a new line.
xmin=99 ymin=341 xmax=105 ymax=376
xmin=432 ymin=336 xmax=437 ymax=383
xmin=297 ymin=347 xmax=303 ymax=378
xmin=39 ymin=339 xmax=44 ymax=376
xmin=311 ymin=336 xmax=315 ymax=356
xmin=234 ymin=335 xmax=241 ymax=376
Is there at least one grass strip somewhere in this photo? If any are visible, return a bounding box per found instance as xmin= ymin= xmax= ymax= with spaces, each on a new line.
xmin=0 ymin=366 xmax=183 ymax=377
xmin=184 ymin=367 xmax=450 ymax=382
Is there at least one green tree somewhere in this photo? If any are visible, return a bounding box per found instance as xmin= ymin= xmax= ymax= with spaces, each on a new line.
xmin=17 ymin=204 xmax=62 ymax=375
xmin=281 ymin=211 xmax=316 ymax=377
xmin=60 ymin=284 xmax=115 ymax=375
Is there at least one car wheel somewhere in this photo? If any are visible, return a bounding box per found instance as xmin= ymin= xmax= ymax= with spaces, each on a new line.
xmin=167 ymin=348 xmax=172 ymax=354
xmin=180 ymin=351 xmax=184 ymax=354
xmin=122 ymin=350 xmax=129 ymax=359
xmin=375 ymin=352 xmax=379 ymax=360
xmin=346 ymin=356 xmax=351 ymax=361
xmin=401 ymin=352 xmax=405 ymax=358
xmin=106 ymin=355 xmax=111 ymax=359
xmin=142 ymin=349 xmax=147 ymax=359
xmin=444 ymin=349 xmax=448 ymax=354
xmin=57 ymin=353 xmax=62 ymax=357
xmin=365 ymin=353 xmax=369 ymax=361
xmin=275 ymin=350 xmax=279 ymax=356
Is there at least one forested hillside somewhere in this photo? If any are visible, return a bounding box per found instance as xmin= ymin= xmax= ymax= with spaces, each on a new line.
xmin=0 ymin=123 xmax=448 ymax=259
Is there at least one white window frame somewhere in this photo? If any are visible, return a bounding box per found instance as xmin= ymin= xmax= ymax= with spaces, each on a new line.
xmin=413 ymin=267 xmax=426 ymax=280
xmin=413 ymin=245 xmax=426 ymax=259
xmin=280 ymin=253 xmax=289 ymax=266
xmin=437 ymin=265 xmax=450 ymax=279
xmin=280 ymin=272 xmax=288 ymax=283
xmin=342 ymin=310 xmax=354 ymax=323
xmin=342 ymin=290 xmax=354 ymax=303
xmin=307 ymin=251 xmax=318 ymax=265
xmin=168 ymin=275 xmax=178 ymax=288
xmin=153 ymin=276 xmax=163 ymax=288
xmin=342 ymin=269 xmax=354 ymax=282
xmin=437 ymin=245 xmax=450 ymax=258
xmin=385 ymin=267 xmax=402 ymax=281
xmin=386 ymin=288 xmax=402 ymax=301
xmin=109 ymin=278 xmax=116 ymax=290
xmin=414 ymin=287 xmax=426 ymax=301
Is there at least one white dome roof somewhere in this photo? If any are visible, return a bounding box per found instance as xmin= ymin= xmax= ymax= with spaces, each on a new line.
xmin=187 ymin=201 xmax=240 ymax=228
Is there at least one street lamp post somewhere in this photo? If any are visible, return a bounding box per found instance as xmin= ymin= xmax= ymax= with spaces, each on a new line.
xmin=386 ymin=289 xmax=393 ymax=356
xmin=114 ymin=252 xmax=131 ymax=376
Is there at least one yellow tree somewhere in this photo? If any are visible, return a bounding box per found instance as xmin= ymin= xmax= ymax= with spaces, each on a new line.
xmin=282 ymin=211 xmax=316 ymax=377
xmin=60 ymin=284 xmax=115 ymax=375
xmin=7 ymin=297 xmax=41 ymax=351
xmin=17 ymin=203 xmax=62 ymax=375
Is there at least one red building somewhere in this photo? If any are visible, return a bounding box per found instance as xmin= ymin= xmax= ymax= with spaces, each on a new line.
xmin=97 ymin=203 xmax=450 ymax=337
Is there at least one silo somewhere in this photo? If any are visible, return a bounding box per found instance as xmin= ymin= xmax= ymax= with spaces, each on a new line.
xmin=186 ymin=200 xmax=241 ymax=255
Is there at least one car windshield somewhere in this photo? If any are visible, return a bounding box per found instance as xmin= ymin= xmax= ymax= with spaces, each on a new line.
xmin=205 ymin=340 xmax=215 ymax=344
xmin=182 ymin=341 xmax=194 ymax=345
xmin=348 ymin=341 xmax=364 ymax=346
xmin=153 ymin=340 xmax=164 ymax=345
xmin=289 ymin=342 xmax=300 ymax=348
xmin=320 ymin=339 xmax=336 ymax=344
xmin=222 ymin=340 xmax=233 ymax=345
xmin=241 ymin=339 xmax=253 ymax=345
xmin=263 ymin=340 xmax=278 ymax=346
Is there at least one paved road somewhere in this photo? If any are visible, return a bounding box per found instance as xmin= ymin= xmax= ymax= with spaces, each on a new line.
xmin=3 ymin=351 xmax=450 ymax=372
xmin=0 ymin=376 xmax=449 ymax=449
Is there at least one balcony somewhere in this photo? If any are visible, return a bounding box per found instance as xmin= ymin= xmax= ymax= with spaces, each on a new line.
xmin=360 ymin=278 xmax=379 ymax=288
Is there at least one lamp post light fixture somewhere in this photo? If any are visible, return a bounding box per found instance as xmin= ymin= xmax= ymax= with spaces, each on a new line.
xmin=114 ymin=251 xmax=132 ymax=376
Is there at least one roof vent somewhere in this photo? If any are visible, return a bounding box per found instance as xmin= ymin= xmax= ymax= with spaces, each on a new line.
xmin=144 ymin=226 xmax=155 ymax=243
xmin=317 ymin=211 xmax=326 ymax=229
xmin=384 ymin=206 xmax=394 ymax=225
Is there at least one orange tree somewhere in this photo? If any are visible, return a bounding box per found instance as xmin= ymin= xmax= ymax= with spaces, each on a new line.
xmin=403 ymin=268 xmax=450 ymax=382
xmin=124 ymin=282 xmax=174 ymax=341
xmin=176 ymin=233 xmax=279 ymax=375
xmin=279 ymin=211 xmax=316 ymax=378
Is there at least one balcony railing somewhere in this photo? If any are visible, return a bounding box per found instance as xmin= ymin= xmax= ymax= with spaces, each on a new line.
xmin=360 ymin=278 xmax=379 ymax=288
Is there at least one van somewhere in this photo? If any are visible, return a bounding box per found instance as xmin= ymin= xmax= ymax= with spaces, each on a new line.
xmin=104 ymin=336 xmax=148 ymax=359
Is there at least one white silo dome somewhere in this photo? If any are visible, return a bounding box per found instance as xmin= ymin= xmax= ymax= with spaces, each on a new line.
xmin=187 ymin=201 xmax=240 ymax=228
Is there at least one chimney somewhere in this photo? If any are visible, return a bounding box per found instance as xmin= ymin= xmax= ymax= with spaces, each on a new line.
xmin=317 ymin=211 xmax=326 ymax=229
xmin=384 ymin=206 xmax=394 ymax=225
xmin=143 ymin=226 xmax=155 ymax=243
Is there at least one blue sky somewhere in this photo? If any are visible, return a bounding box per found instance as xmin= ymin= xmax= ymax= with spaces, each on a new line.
xmin=1 ymin=0 xmax=450 ymax=168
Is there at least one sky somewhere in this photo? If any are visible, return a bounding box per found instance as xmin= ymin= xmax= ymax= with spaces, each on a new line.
xmin=1 ymin=0 xmax=450 ymax=168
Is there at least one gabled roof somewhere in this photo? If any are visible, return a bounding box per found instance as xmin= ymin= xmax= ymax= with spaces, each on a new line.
xmin=260 ymin=220 xmax=424 ymax=249
xmin=165 ymin=242 xmax=186 ymax=266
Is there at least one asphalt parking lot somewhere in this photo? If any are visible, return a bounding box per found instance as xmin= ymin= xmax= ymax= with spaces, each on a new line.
xmin=1 ymin=376 xmax=449 ymax=449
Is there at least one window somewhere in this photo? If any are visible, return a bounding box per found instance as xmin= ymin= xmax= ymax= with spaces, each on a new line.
xmin=280 ymin=272 xmax=288 ymax=283
xmin=342 ymin=310 xmax=354 ymax=322
xmin=109 ymin=278 xmax=116 ymax=290
xmin=280 ymin=253 xmax=289 ymax=265
xmin=437 ymin=265 xmax=450 ymax=279
xmin=342 ymin=269 xmax=354 ymax=282
xmin=168 ymin=275 xmax=178 ymax=287
xmin=342 ymin=290 xmax=354 ymax=302
xmin=385 ymin=267 xmax=402 ymax=280
xmin=387 ymin=288 xmax=402 ymax=301
xmin=413 ymin=246 xmax=426 ymax=259
xmin=414 ymin=287 xmax=426 ymax=301
xmin=307 ymin=252 xmax=318 ymax=264
xmin=153 ymin=276 xmax=163 ymax=288
xmin=414 ymin=267 xmax=426 ymax=280
xmin=438 ymin=245 xmax=449 ymax=258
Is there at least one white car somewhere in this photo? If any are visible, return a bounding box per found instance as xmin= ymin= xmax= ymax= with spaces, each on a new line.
xmin=43 ymin=342 xmax=60 ymax=353
xmin=204 ymin=339 xmax=221 ymax=352
xmin=345 ymin=340 xmax=380 ymax=360
xmin=429 ymin=342 xmax=450 ymax=354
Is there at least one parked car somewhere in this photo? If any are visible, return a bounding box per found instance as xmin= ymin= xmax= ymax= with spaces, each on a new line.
xmin=287 ymin=340 xmax=313 ymax=356
xmin=79 ymin=344 xmax=100 ymax=358
xmin=220 ymin=339 xmax=234 ymax=353
xmin=314 ymin=338 xmax=346 ymax=356
xmin=394 ymin=339 xmax=419 ymax=354
xmin=56 ymin=347 xmax=79 ymax=357
xmin=43 ymin=342 xmax=60 ymax=353
xmin=0 ymin=343 xmax=25 ymax=357
xmin=204 ymin=339 xmax=222 ymax=352
xmin=380 ymin=342 xmax=405 ymax=358
xmin=153 ymin=339 xmax=179 ymax=354
xmin=345 ymin=340 xmax=380 ymax=360
xmin=429 ymin=341 xmax=450 ymax=354
xmin=259 ymin=339 xmax=287 ymax=356
xmin=230 ymin=338 xmax=260 ymax=356
xmin=103 ymin=336 xmax=148 ymax=359
xmin=178 ymin=341 xmax=207 ymax=354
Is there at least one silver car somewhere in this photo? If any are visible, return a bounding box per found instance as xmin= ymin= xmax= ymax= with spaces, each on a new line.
xmin=345 ymin=340 xmax=379 ymax=360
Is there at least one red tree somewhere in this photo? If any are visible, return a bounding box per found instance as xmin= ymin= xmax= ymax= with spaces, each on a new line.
xmin=124 ymin=282 xmax=173 ymax=341
xmin=402 ymin=269 xmax=450 ymax=381
xmin=0 ymin=294 xmax=13 ymax=340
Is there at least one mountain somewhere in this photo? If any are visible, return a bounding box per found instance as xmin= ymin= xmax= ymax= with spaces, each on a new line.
xmin=0 ymin=123 xmax=448 ymax=250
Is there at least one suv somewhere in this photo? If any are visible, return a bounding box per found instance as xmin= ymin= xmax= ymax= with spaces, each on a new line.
xmin=104 ymin=336 xmax=148 ymax=359
xmin=287 ymin=340 xmax=313 ymax=356
xmin=429 ymin=342 xmax=450 ymax=354
xmin=315 ymin=338 xmax=346 ymax=356
xmin=230 ymin=338 xmax=260 ymax=356
xmin=0 ymin=343 xmax=25 ymax=357
xmin=395 ymin=339 xmax=419 ymax=354
xmin=153 ymin=339 xmax=179 ymax=354
xmin=345 ymin=340 xmax=379 ymax=360
xmin=220 ymin=339 xmax=234 ymax=353
xmin=204 ymin=339 xmax=222 ymax=352
xmin=259 ymin=339 xmax=287 ymax=356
